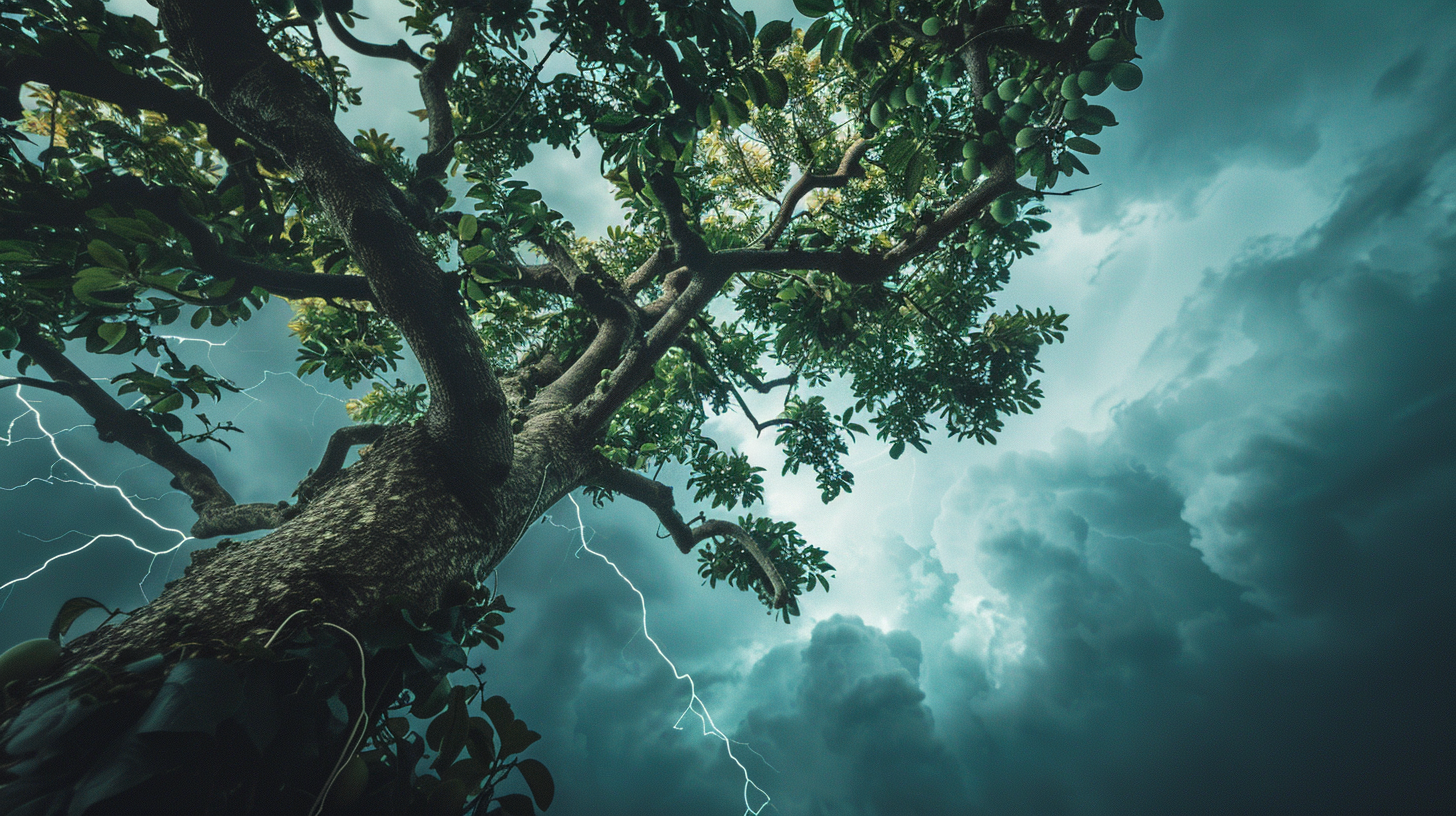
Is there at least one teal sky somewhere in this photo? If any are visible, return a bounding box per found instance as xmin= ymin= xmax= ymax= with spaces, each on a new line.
xmin=4 ymin=2 xmax=1455 ymax=813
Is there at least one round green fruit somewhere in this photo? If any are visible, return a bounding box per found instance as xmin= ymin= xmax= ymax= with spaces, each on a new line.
xmin=905 ymin=82 xmax=927 ymax=107
xmin=1088 ymin=37 xmax=1134 ymax=62
xmin=997 ymin=78 xmax=1019 ymax=102
xmin=921 ymin=16 xmax=942 ymax=36
xmin=961 ymin=158 xmax=979 ymax=181
xmin=1014 ymin=127 xmax=1039 ymax=149
xmin=1078 ymin=68 xmax=1111 ymax=96
xmin=1062 ymin=98 xmax=1088 ymax=120
xmin=0 ymin=326 xmax=19 ymax=351
xmin=982 ymin=93 xmax=1003 ymax=113
xmin=0 ymin=638 xmax=61 ymax=687
xmin=1109 ymin=62 xmax=1143 ymax=91
xmin=888 ymin=85 xmax=907 ymax=110
xmin=869 ymin=100 xmax=889 ymax=127
xmin=1061 ymin=74 xmax=1084 ymax=100
xmin=961 ymin=140 xmax=980 ymax=160
xmin=989 ymin=196 xmax=1018 ymax=225
xmin=1005 ymin=103 xmax=1030 ymax=124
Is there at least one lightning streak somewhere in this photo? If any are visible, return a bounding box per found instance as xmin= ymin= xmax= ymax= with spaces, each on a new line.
xmin=558 ymin=493 xmax=771 ymax=816
xmin=1 ymin=386 xmax=191 ymax=601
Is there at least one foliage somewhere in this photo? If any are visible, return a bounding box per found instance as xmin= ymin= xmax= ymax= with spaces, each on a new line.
xmin=1 ymin=0 xmax=1159 ymax=807
xmin=1 ymin=0 xmax=1156 ymax=616
xmin=0 ymin=578 xmax=553 ymax=815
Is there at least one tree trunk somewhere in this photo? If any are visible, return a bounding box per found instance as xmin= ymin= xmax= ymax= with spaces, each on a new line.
xmin=0 ymin=417 xmax=593 ymax=814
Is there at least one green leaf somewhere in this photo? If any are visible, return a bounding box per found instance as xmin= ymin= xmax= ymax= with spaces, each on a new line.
xmin=516 ymin=758 xmax=555 ymax=810
xmin=764 ymin=68 xmax=790 ymax=108
xmin=48 ymin=597 xmax=109 ymax=641
xmin=151 ymin=393 xmax=184 ymax=413
xmin=794 ymin=0 xmax=835 ymax=18
xmin=889 ymin=440 xmax=905 ymax=459
xmin=458 ymin=214 xmax=478 ymax=242
xmin=757 ymin=19 xmax=793 ymax=55
xmin=95 ymin=322 xmax=127 ymax=352
xmin=87 ymin=239 xmax=128 ymax=271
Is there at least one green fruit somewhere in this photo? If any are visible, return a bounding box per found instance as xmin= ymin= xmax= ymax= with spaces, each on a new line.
xmin=921 ymin=16 xmax=942 ymax=36
xmin=1109 ymin=62 xmax=1143 ymax=91
xmin=997 ymin=78 xmax=1019 ymax=102
xmin=869 ymin=100 xmax=889 ymax=127
xmin=1005 ymin=103 xmax=1030 ymax=124
xmin=989 ymin=196 xmax=1017 ymax=225
xmin=937 ymin=60 xmax=962 ymax=88
xmin=293 ymin=0 xmax=323 ymax=21
xmin=1078 ymin=68 xmax=1111 ymax=96
xmin=905 ymin=82 xmax=927 ymax=107
xmin=1083 ymin=104 xmax=1116 ymax=126
xmin=0 ymin=326 xmax=19 ymax=351
xmin=0 ymin=638 xmax=60 ymax=686
xmin=961 ymin=158 xmax=979 ymax=181
xmin=671 ymin=119 xmax=697 ymax=144
xmin=325 ymin=755 xmax=369 ymax=811
xmin=961 ymin=140 xmax=980 ymax=160
xmin=982 ymin=93 xmax=1003 ymax=113
xmin=888 ymin=85 xmax=908 ymax=110
xmin=1014 ymin=127 xmax=1039 ymax=149
xmin=1017 ymin=88 xmax=1040 ymax=107
xmin=1062 ymin=98 xmax=1088 ymax=120
xmin=1061 ymin=74 xmax=1084 ymax=100
xmin=1088 ymin=37 xmax=1134 ymax=62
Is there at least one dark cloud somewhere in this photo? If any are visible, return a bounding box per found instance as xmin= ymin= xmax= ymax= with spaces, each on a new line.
xmin=1372 ymin=49 xmax=1426 ymax=99
xmin=735 ymin=616 xmax=972 ymax=816
xmin=1075 ymin=1 xmax=1456 ymax=223
xmin=921 ymin=98 xmax=1456 ymax=814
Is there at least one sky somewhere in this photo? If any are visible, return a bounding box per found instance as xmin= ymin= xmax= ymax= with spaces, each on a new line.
xmin=4 ymin=1 xmax=1456 ymax=814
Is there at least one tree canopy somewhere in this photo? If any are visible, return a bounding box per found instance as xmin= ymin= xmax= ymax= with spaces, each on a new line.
xmin=1 ymin=0 xmax=1159 ymax=811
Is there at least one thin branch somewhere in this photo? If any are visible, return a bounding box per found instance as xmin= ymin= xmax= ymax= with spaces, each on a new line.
xmin=692 ymin=318 xmax=797 ymax=394
xmin=757 ymin=138 xmax=872 ymax=249
xmin=321 ymin=9 xmax=427 ymax=69
xmin=294 ymin=423 xmax=388 ymax=504
xmin=588 ymin=464 xmax=789 ymax=608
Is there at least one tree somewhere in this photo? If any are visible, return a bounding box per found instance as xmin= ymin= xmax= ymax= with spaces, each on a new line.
xmin=0 ymin=0 xmax=1159 ymax=811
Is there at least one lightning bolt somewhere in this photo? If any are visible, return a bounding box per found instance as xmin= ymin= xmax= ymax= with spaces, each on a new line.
xmin=555 ymin=493 xmax=772 ymax=816
xmin=1 ymin=386 xmax=191 ymax=604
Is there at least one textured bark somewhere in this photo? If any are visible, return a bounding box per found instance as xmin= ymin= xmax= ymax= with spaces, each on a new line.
xmin=60 ymin=415 xmax=593 ymax=674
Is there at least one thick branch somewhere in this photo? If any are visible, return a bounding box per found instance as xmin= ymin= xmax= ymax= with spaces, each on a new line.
xmin=100 ymin=176 xmax=375 ymax=302
xmin=10 ymin=326 xmax=284 ymax=538
xmin=0 ymin=376 xmax=74 ymax=396
xmin=157 ymin=0 xmax=513 ymax=500
xmin=589 ymin=465 xmax=789 ymax=608
xmin=415 ymin=11 xmax=475 ymax=175
xmin=1 ymin=39 xmax=253 ymax=165
xmin=759 ymin=139 xmax=872 ymax=249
